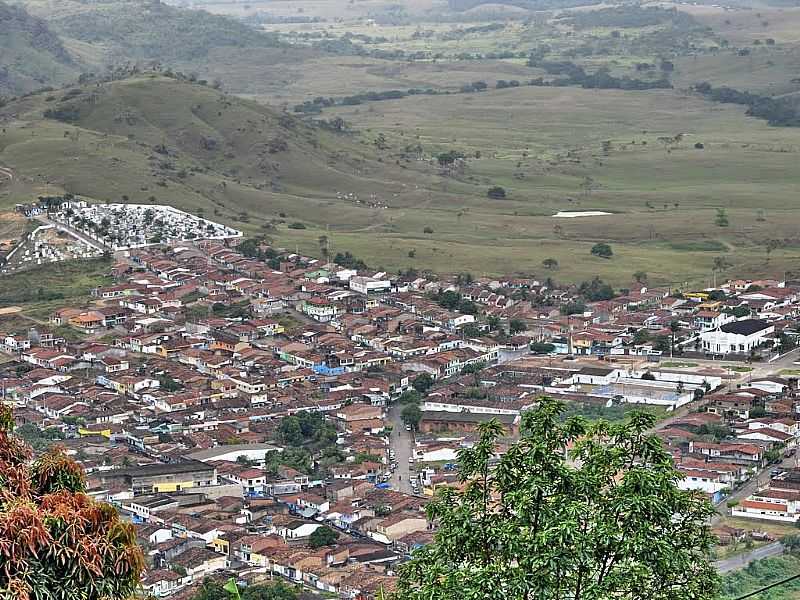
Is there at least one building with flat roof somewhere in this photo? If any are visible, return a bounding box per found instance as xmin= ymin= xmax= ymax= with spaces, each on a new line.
xmin=101 ymin=460 xmax=217 ymax=495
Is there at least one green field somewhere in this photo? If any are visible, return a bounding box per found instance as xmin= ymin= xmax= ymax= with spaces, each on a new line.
xmin=0 ymin=258 xmax=112 ymax=305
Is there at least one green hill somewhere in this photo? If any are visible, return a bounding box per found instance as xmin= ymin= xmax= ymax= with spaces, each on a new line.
xmin=13 ymin=0 xmax=285 ymax=74
xmin=0 ymin=74 xmax=440 ymax=231
xmin=0 ymin=1 xmax=78 ymax=95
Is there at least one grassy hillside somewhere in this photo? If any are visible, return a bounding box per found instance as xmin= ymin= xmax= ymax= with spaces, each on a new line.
xmin=0 ymin=1 xmax=78 ymax=94
xmin=3 ymin=75 xmax=800 ymax=287
xmin=13 ymin=0 xmax=285 ymax=75
xmin=0 ymin=74 xmax=445 ymax=233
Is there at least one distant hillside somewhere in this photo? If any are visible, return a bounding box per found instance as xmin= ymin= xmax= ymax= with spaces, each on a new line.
xmin=447 ymin=0 xmax=598 ymax=11
xmin=0 ymin=1 xmax=78 ymax=94
xmin=15 ymin=0 xmax=284 ymax=69
xmin=0 ymin=75 xmax=437 ymax=229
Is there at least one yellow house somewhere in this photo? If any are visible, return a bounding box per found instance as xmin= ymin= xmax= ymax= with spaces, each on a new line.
xmin=78 ymin=427 xmax=112 ymax=439
xmin=212 ymin=536 xmax=229 ymax=557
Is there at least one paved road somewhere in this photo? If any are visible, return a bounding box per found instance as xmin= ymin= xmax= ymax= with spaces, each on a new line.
xmin=714 ymin=541 xmax=785 ymax=573
xmin=388 ymin=403 xmax=414 ymax=494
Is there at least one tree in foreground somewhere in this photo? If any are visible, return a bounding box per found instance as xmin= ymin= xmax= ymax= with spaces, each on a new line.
xmin=0 ymin=405 xmax=144 ymax=599
xmin=194 ymin=577 xmax=298 ymax=600
xmin=396 ymin=398 xmax=718 ymax=600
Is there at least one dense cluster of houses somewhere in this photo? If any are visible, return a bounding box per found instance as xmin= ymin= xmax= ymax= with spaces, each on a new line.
xmin=3 ymin=234 xmax=800 ymax=596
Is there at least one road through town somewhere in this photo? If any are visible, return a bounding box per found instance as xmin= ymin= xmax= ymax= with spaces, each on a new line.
xmin=714 ymin=541 xmax=785 ymax=574
xmin=388 ymin=402 xmax=414 ymax=494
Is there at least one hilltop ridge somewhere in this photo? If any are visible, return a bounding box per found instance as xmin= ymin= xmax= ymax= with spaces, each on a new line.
xmin=0 ymin=1 xmax=78 ymax=94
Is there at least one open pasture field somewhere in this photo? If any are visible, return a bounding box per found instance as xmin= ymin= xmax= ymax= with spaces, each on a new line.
xmin=267 ymin=83 xmax=800 ymax=285
xmin=239 ymin=55 xmax=540 ymax=104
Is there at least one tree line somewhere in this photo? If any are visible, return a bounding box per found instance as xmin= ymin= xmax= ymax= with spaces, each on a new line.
xmin=694 ymin=81 xmax=800 ymax=127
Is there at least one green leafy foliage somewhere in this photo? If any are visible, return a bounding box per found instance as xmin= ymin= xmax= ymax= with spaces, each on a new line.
xmin=412 ymin=374 xmax=434 ymax=394
xmin=401 ymin=404 xmax=422 ymax=429
xmin=51 ymin=1 xmax=283 ymax=64
xmin=398 ymin=390 xmax=422 ymax=405
xmin=720 ymin=555 xmax=800 ymax=600
xmin=530 ymin=342 xmax=556 ymax=354
xmin=333 ymin=251 xmax=368 ymax=270
xmin=396 ymin=398 xmax=718 ymax=600
xmin=278 ymin=411 xmax=337 ymax=447
xmin=590 ymin=243 xmax=614 ymax=259
xmin=578 ymin=276 xmax=616 ymax=301
xmin=309 ymin=526 xmax=340 ymax=548
xmin=193 ymin=578 xmax=298 ymax=600
xmin=0 ymin=1 xmax=77 ymax=95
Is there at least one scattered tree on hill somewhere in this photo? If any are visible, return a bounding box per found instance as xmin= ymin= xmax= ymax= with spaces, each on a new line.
xmin=764 ymin=239 xmax=781 ymax=262
xmin=561 ymin=301 xmax=587 ymax=316
xmin=456 ymin=273 xmax=474 ymax=286
xmin=633 ymin=270 xmax=648 ymax=284
xmin=334 ymin=251 xmax=368 ymax=270
xmin=354 ymin=452 xmax=382 ymax=464
xmin=159 ymin=373 xmax=182 ymax=392
xmin=654 ymin=335 xmax=671 ymax=354
xmin=437 ymin=150 xmax=466 ymax=170
xmin=309 ymin=526 xmax=340 ymax=548
xmin=0 ymin=405 xmax=144 ymax=599
xmin=395 ymin=399 xmax=718 ymax=600
xmin=590 ymin=242 xmax=613 ymax=259
xmin=714 ymin=208 xmax=729 ymax=227
xmin=487 ymin=186 xmax=507 ymax=199
xmin=712 ymin=256 xmax=732 ymax=274
xmin=542 ymin=258 xmax=559 ymax=270
xmin=779 ymin=332 xmax=797 ymax=353
xmin=264 ymin=448 xmax=313 ymax=476
xmin=318 ymin=235 xmax=329 ymax=260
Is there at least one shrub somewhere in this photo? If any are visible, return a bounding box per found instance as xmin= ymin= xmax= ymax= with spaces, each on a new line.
xmin=590 ymin=242 xmax=613 ymax=258
xmin=487 ymin=186 xmax=507 ymax=199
